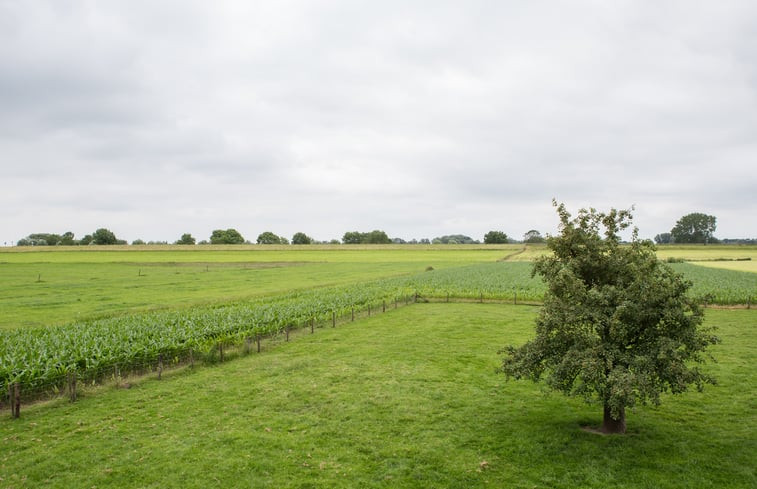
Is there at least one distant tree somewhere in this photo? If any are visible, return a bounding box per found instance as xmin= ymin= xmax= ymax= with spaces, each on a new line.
xmin=175 ymin=233 xmax=196 ymax=245
xmin=257 ymin=231 xmax=286 ymax=245
xmin=419 ymin=238 xmax=431 ymax=244
xmin=132 ymin=239 xmax=146 ymax=245
xmin=501 ymin=202 xmax=719 ymax=434
xmin=342 ymin=231 xmax=365 ymax=244
xmin=210 ymin=229 xmax=245 ymax=244
xmin=80 ymin=234 xmax=93 ymax=245
xmin=292 ymin=232 xmax=313 ymax=245
xmin=92 ymin=228 xmax=118 ymax=245
xmin=523 ymin=229 xmax=546 ymax=243
xmin=484 ymin=230 xmax=509 ymax=244
xmin=433 ymin=234 xmax=478 ymax=244
xmin=60 ymin=232 xmax=76 ymax=246
xmin=654 ymin=232 xmax=672 ymax=244
xmin=365 ymin=230 xmax=391 ymax=244
xmin=329 ymin=239 xmax=341 ymax=245
xmin=671 ymin=213 xmax=717 ymax=244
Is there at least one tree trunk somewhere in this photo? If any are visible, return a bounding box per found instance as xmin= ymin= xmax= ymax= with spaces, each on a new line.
xmin=601 ymin=404 xmax=626 ymax=434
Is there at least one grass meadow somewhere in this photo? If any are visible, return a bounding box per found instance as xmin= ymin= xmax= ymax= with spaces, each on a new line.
xmin=1 ymin=304 xmax=754 ymax=488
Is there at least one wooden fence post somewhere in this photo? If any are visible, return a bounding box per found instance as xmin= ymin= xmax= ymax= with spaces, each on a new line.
xmin=383 ymin=300 xmax=386 ymax=313
xmin=311 ymin=318 xmax=314 ymax=334
xmin=256 ymin=335 xmax=261 ymax=353
xmin=69 ymin=371 xmax=77 ymax=402
xmin=157 ymin=354 xmax=163 ymax=380
xmin=189 ymin=348 xmax=194 ymax=368
xmin=514 ymin=290 xmax=517 ymax=305
xmin=219 ymin=344 xmax=224 ymax=362
xmin=11 ymin=383 xmax=21 ymax=418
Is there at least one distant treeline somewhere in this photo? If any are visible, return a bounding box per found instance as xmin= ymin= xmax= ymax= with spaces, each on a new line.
xmin=15 ymin=229 xmax=541 ymax=246
xmin=17 ymin=226 xmax=754 ymax=247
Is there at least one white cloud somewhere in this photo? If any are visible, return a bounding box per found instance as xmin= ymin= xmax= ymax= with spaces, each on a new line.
xmin=1 ymin=0 xmax=755 ymax=244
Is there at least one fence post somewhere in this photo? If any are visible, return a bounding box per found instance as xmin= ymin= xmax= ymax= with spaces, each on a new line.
xmin=383 ymin=300 xmax=386 ymax=313
xmin=256 ymin=335 xmax=261 ymax=353
xmin=351 ymin=307 xmax=354 ymax=321
xmin=332 ymin=311 xmax=336 ymax=327
xmin=189 ymin=348 xmax=194 ymax=368
xmin=157 ymin=354 xmax=163 ymax=380
xmin=219 ymin=343 xmax=224 ymax=362
xmin=480 ymin=292 xmax=483 ymax=303
xmin=514 ymin=290 xmax=517 ymax=305
xmin=69 ymin=371 xmax=77 ymax=402
xmin=286 ymin=325 xmax=290 ymax=342
xmin=12 ymin=383 xmax=20 ymax=418
xmin=311 ymin=318 xmax=314 ymax=334
xmin=447 ymin=292 xmax=449 ymax=303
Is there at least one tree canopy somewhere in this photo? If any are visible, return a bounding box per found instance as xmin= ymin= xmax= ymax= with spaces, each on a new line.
xmin=484 ymin=230 xmax=508 ymax=244
xmin=670 ymin=213 xmax=717 ymax=244
xmin=523 ymin=229 xmax=545 ymax=243
xmin=175 ymin=233 xmax=196 ymax=245
xmin=210 ymin=229 xmax=245 ymax=244
xmin=257 ymin=231 xmax=288 ymax=245
xmin=501 ymin=202 xmax=719 ymax=434
xmin=342 ymin=230 xmax=392 ymax=244
xmin=291 ymin=232 xmax=313 ymax=245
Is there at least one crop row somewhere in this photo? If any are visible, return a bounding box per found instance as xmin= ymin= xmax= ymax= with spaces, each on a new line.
xmin=2 ymin=261 xmax=753 ymax=399
xmin=0 ymin=282 xmax=416 ymax=394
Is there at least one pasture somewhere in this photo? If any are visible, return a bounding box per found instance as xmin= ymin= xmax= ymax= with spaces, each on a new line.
xmin=0 ymin=304 xmax=754 ymax=488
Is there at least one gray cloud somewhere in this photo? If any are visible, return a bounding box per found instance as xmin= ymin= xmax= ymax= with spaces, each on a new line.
xmin=1 ymin=0 xmax=756 ymax=244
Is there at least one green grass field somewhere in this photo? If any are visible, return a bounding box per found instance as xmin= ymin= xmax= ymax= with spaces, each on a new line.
xmin=2 ymin=244 xmax=754 ymax=330
xmin=1 ymin=304 xmax=753 ymax=488
xmin=0 ymin=245 xmax=517 ymax=329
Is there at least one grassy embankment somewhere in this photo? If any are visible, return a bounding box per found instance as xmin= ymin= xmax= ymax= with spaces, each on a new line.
xmin=0 ymin=303 xmax=753 ymax=488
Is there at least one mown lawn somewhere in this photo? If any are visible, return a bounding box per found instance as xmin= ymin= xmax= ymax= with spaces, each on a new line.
xmin=1 ymin=304 xmax=753 ymax=488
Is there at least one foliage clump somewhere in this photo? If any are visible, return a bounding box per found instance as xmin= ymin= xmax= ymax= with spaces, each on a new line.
xmin=502 ymin=202 xmax=719 ymax=433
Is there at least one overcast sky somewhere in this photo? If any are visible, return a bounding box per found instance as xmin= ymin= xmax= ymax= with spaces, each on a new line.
xmin=2 ymin=1 xmax=756 ymax=245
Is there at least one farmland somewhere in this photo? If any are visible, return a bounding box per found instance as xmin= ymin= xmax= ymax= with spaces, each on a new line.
xmin=1 ymin=245 xmax=755 ymax=411
xmin=1 ymin=304 xmax=754 ymax=488
xmin=0 ymin=244 xmax=755 ymax=487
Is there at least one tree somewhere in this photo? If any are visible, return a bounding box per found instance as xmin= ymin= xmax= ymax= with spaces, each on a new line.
xmin=654 ymin=232 xmax=672 ymax=244
xmin=342 ymin=231 xmax=364 ymax=244
xmin=175 ymin=233 xmax=196 ymax=245
xmin=484 ymin=230 xmax=509 ymax=244
xmin=523 ymin=229 xmax=545 ymax=243
xmin=365 ymin=230 xmax=391 ymax=244
xmin=292 ymin=232 xmax=313 ymax=245
xmin=257 ymin=231 xmax=286 ymax=245
xmin=670 ymin=213 xmax=717 ymax=244
xmin=210 ymin=229 xmax=245 ymax=244
xmin=432 ymin=234 xmax=478 ymax=244
xmin=92 ymin=228 xmax=118 ymax=245
xmin=342 ymin=230 xmax=392 ymax=244
xmin=501 ymin=202 xmax=718 ymax=434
